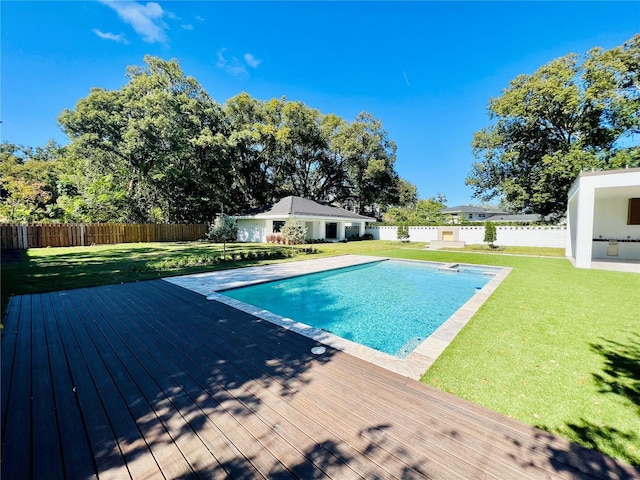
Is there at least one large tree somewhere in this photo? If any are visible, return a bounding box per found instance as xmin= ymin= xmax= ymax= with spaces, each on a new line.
xmin=467 ymin=35 xmax=639 ymax=218
xmin=53 ymin=56 xmax=409 ymax=222
xmin=331 ymin=112 xmax=401 ymax=216
xmin=59 ymin=55 xmax=229 ymax=222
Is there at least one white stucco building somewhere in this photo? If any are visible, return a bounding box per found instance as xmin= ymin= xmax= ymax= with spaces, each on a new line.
xmin=566 ymin=168 xmax=640 ymax=269
xmin=235 ymin=196 xmax=374 ymax=243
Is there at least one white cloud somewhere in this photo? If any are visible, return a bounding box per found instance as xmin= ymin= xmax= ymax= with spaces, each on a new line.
xmin=195 ymin=16 xmax=205 ymax=22
xmin=181 ymin=23 xmax=194 ymax=30
xmin=93 ymin=28 xmax=129 ymax=44
xmin=244 ymin=53 xmax=261 ymax=69
xmin=216 ymin=49 xmax=248 ymax=78
xmin=100 ymin=0 xmax=168 ymax=44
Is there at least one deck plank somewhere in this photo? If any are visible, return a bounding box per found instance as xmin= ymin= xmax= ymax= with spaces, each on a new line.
xmin=66 ymin=287 xmax=199 ymax=480
xmin=58 ymin=289 xmax=164 ymax=480
xmin=2 ymin=279 xmax=639 ymax=480
xmin=54 ymin=291 xmax=133 ymax=479
xmin=89 ymin=284 xmax=315 ymax=479
xmin=42 ymin=292 xmax=98 ymax=479
xmin=2 ymin=294 xmax=33 ymax=480
xmin=30 ymin=293 xmax=65 ymax=478
xmin=109 ymin=281 xmax=394 ymax=479
xmin=1 ymin=295 xmax=22 ymax=443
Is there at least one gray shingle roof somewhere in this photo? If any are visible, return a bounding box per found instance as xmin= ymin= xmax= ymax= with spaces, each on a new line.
xmin=243 ymin=196 xmax=374 ymax=220
xmin=442 ymin=205 xmax=507 ymax=214
xmin=475 ymin=214 xmax=542 ymax=223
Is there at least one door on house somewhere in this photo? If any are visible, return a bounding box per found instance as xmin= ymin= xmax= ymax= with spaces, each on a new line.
xmin=442 ymin=230 xmax=454 ymax=241
xmin=325 ymin=222 xmax=338 ymax=239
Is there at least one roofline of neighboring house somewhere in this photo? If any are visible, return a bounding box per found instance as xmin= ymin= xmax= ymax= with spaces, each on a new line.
xmin=234 ymin=213 xmax=373 ymax=221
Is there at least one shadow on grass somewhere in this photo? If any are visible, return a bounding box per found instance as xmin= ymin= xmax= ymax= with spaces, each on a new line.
xmin=556 ymin=334 xmax=640 ymax=467
xmin=591 ymin=334 xmax=640 ymax=409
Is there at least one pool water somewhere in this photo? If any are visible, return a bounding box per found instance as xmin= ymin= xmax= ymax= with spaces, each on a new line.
xmin=223 ymin=260 xmax=492 ymax=358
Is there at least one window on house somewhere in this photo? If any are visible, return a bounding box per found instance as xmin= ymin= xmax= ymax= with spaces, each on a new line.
xmin=628 ymin=198 xmax=640 ymax=225
xmin=273 ymin=220 xmax=285 ymax=232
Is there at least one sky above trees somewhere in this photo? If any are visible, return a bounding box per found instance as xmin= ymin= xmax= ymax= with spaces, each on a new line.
xmin=3 ymin=1 xmax=638 ymax=206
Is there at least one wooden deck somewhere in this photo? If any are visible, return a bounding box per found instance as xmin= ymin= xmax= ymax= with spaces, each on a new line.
xmin=2 ymin=280 xmax=637 ymax=479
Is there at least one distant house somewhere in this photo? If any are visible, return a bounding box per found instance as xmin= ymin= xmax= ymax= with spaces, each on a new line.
xmin=566 ymin=168 xmax=640 ymax=269
xmin=234 ymin=196 xmax=374 ymax=243
xmin=476 ymin=213 xmax=557 ymax=224
xmin=441 ymin=205 xmax=507 ymax=224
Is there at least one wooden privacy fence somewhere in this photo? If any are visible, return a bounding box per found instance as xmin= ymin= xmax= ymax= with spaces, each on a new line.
xmin=0 ymin=223 xmax=209 ymax=249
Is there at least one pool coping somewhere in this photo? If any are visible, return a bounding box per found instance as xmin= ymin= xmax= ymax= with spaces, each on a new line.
xmin=164 ymin=255 xmax=512 ymax=380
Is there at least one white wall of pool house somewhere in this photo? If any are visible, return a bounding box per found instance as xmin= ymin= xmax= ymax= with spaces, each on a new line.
xmin=566 ymin=168 xmax=640 ymax=268
xmin=236 ymin=217 xmax=366 ymax=243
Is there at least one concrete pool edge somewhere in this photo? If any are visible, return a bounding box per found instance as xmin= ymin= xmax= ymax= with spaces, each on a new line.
xmin=164 ymin=255 xmax=512 ymax=380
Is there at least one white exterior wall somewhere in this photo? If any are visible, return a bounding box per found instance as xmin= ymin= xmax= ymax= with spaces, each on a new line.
xmin=367 ymin=226 xmax=399 ymax=241
xmin=406 ymin=227 xmax=440 ymax=242
xmin=236 ymin=219 xmax=267 ymax=242
xmin=566 ymin=169 xmax=640 ymax=268
xmin=236 ymin=217 xmax=370 ymax=242
xmin=365 ymin=225 xmax=567 ymax=248
xmin=593 ymin=190 xmax=640 ymax=239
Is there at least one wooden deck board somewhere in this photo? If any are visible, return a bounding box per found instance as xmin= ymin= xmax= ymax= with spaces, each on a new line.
xmin=2 ymin=294 xmax=33 ymax=480
xmin=31 ymin=293 xmax=65 ymax=479
xmin=42 ymin=293 xmax=97 ymax=479
xmin=2 ymin=279 xmax=638 ymax=480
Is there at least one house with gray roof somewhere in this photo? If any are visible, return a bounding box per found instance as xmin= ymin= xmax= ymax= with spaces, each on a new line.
xmin=234 ymin=196 xmax=374 ymax=242
xmin=441 ymin=205 xmax=507 ymax=223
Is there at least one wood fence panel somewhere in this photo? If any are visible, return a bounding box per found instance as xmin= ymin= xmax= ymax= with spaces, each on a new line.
xmin=0 ymin=223 xmax=209 ymax=249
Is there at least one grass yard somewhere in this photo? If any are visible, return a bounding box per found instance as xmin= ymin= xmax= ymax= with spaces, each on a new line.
xmin=1 ymin=240 xmax=638 ymax=465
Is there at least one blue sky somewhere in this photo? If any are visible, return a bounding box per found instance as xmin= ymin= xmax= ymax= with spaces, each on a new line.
xmin=2 ymin=1 xmax=638 ymax=206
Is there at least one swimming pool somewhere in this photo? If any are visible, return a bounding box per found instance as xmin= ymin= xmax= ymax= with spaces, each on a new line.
xmin=222 ymin=259 xmax=493 ymax=358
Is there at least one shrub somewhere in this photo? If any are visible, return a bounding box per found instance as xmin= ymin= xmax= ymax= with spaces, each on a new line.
xmin=281 ymin=219 xmax=308 ymax=249
xmin=397 ymin=224 xmax=410 ymax=242
xmin=484 ymin=221 xmax=497 ymax=248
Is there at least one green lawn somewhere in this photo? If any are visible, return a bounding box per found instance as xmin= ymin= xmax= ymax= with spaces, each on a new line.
xmin=1 ymin=240 xmax=638 ymax=465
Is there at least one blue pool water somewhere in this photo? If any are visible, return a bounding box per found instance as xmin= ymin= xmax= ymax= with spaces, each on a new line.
xmin=223 ymin=260 xmax=492 ymax=358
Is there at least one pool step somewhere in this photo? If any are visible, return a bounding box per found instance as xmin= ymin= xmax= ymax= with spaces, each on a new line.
xmin=437 ymin=263 xmax=460 ymax=273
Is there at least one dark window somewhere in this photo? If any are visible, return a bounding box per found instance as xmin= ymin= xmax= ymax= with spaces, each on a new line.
xmin=273 ymin=220 xmax=285 ymax=232
xmin=325 ymin=222 xmax=337 ymax=239
xmin=628 ymin=198 xmax=640 ymax=225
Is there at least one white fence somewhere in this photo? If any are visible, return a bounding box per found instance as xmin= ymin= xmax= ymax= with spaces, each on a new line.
xmin=365 ymin=225 xmax=567 ymax=249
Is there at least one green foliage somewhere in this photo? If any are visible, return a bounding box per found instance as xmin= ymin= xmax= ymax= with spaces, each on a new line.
xmin=397 ymin=223 xmax=409 ymax=241
xmin=206 ymin=214 xmax=238 ymax=256
xmin=483 ymin=221 xmax=497 ymax=247
xmin=0 ymin=142 xmax=63 ymax=222
xmin=280 ymin=218 xmax=308 ymax=247
xmin=58 ymin=56 xmax=231 ymax=223
xmin=467 ymin=35 xmax=640 ymax=218
xmin=3 ymin=56 xmax=406 ymax=223
xmin=206 ymin=214 xmax=238 ymax=243
xmin=383 ymin=194 xmax=447 ymax=225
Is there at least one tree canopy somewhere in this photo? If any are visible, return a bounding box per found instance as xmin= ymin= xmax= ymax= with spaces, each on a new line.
xmin=466 ymin=35 xmax=639 ymax=218
xmin=16 ymin=55 xmax=409 ymax=224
